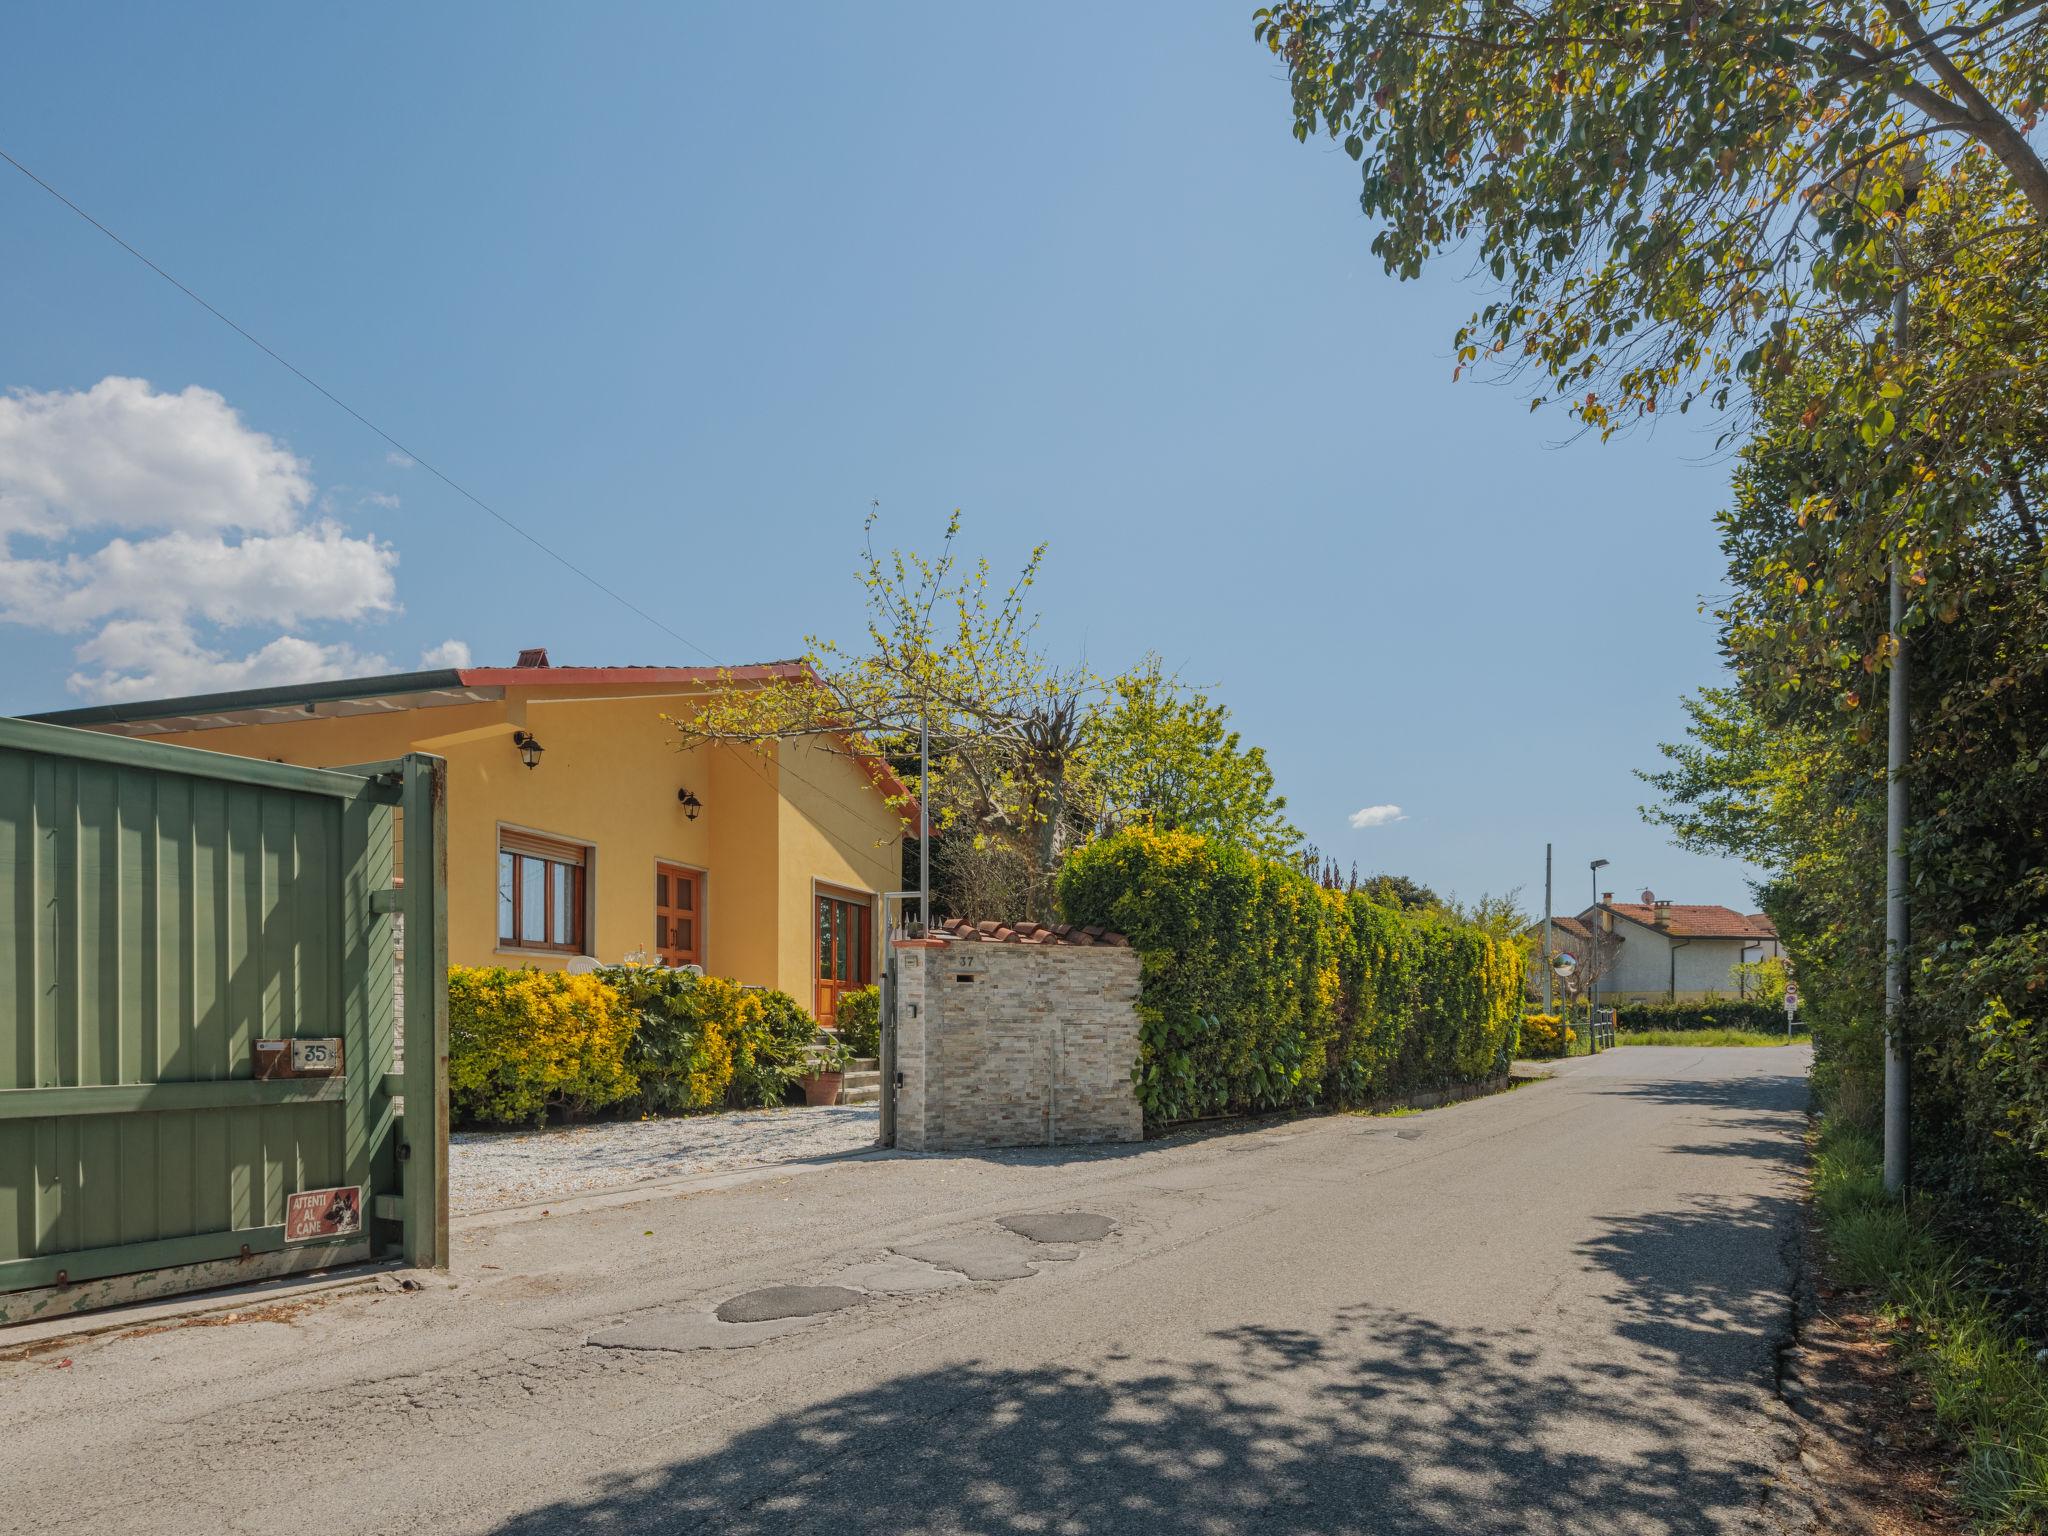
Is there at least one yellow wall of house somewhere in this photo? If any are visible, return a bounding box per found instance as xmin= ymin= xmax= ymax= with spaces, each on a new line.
xmin=775 ymin=737 xmax=902 ymax=1003
xmin=105 ymin=682 xmax=904 ymax=1002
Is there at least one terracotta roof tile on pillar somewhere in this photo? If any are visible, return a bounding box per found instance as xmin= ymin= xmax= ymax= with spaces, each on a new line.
xmin=935 ymin=916 xmax=1130 ymax=948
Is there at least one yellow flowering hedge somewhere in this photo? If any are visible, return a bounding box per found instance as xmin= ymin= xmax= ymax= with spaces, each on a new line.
xmin=1057 ymin=828 xmax=1524 ymax=1125
xmin=449 ymin=965 xmax=822 ymax=1127
xmin=448 ymin=966 xmax=639 ymax=1126
xmin=1520 ymin=1014 xmax=1575 ymax=1059
xmin=598 ymin=966 xmax=821 ymax=1116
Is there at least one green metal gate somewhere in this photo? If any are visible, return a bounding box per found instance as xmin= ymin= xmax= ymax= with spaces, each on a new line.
xmin=0 ymin=719 xmax=447 ymax=1325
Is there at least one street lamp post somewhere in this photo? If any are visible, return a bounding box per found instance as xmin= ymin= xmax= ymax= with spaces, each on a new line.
xmin=1542 ymin=843 xmax=1554 ymax=1016
xmin=1589 ymin=859 xmax=1609 ymax=1052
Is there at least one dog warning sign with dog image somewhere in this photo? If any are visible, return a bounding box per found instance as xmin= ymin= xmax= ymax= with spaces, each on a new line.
xmin=285 ymin=1186 xmax=363 ymax=1242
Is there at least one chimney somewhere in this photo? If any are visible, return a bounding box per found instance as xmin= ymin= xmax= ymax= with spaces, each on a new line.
xmin=1653 ymin=900 xmax=1674 ymax=929
xmin=515 ymin=647 xmax=551 ymax=669
xmin=1601 ymin=891 xmax=1612 ymax=904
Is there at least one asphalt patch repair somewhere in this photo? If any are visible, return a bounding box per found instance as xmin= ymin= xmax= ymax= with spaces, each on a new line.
xmin=586 ymin=1212 xmax=1120 ymax=1352
xmin=714 ymin=1285 xmax=865 ymax=1324
xmin=996 ymin=1212 xmax=1117 ymax=1244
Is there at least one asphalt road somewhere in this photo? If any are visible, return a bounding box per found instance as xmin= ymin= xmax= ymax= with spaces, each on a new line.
xmin=0 ymin=1045 xmax=1813 ymax=1535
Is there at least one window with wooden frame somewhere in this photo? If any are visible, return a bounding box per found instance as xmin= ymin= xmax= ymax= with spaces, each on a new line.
xmin=497 ymin=830 xmax=589 ymax=953
xmin=814 ymin=886 xmax=873 ymax=1028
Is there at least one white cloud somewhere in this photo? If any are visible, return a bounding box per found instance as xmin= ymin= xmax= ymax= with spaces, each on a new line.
xmin=385 ymin=451 xmax=415 ymax=469
xmin=70 ymin=622 xmax=390 ymax=703
xmin=1348 ymin=803 xmax=1407 ymax=829
xmin=0 ymin=377 xmax=311 ymax=538
xmin=420 ymin=639 xmax=472 ymax=668
xmin=0 ymin=377 xmax=403 ymax=701
xmin=360 ymin=490 xmax=401 ymax=510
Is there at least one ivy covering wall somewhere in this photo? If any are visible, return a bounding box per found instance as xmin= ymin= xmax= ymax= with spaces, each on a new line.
xmin=1056 ymin=829 xmax=1524 ymax=1125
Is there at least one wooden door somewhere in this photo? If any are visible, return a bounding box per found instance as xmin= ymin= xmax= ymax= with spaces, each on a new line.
xmin=655 ymin=863 xmax=703 ymax=968
xmin=814 ymin=887 xmax=873 ymax=1028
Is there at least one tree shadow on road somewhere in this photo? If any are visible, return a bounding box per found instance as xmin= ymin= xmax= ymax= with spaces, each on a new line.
xmin=490 ymin=1304 xmax=1784 ymax=1535
xmin=1579 ymin=1191 xmax=1803 ymax=1398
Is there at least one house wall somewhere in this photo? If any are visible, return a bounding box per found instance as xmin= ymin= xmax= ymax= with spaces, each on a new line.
xmin=892 ymin=938 xmax=1142 ymax=1151
xmin=73 ymin=682 xmax=904 ymax=1000
xmin=1598 ymin=919 xmax=1748 ymax=1002
xmin=774 ymin=736 xmax=901 ymax=1003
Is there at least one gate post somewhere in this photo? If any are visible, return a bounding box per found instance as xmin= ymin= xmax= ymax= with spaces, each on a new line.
xmin=878 ymin=949 xmax=898 ymax=1148
xmin=400 ymin=753 xmax=450 ymax=1269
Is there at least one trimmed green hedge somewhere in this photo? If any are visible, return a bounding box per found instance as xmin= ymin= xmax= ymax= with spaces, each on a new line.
xmin=1057 ymin=829 xmax=1524 ymax=1125
xmin=1613 ymin=998 xmax=1787 ymax=1033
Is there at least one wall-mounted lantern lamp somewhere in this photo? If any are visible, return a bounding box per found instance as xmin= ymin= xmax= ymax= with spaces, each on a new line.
xmin=677 ymin=788 xmax=702 ymax=821
xmin=511 ymin=730 xmax=545 ymax=771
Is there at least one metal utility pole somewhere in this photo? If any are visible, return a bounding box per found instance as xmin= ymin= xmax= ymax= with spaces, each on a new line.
xmin=918 ymin=703 xmax=931 ymax=937
xmin=1589 ymin=858 xmax=1609 ymax=1052
xmin=1883 ymin=165 xmax=1920 ymax=1197
xmin=1883 ymin=282 xmax=1912 ymax=1194
xmin=1542 ymin=844 xmax=1554 ymax=1015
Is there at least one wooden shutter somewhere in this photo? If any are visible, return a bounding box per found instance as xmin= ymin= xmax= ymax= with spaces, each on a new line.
xmin=499 ymin=829 xmax=587 ymax=865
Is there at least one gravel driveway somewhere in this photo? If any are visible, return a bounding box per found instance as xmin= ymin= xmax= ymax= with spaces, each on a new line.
xmin=450 ymin=1105 xmax=880 ymax=1214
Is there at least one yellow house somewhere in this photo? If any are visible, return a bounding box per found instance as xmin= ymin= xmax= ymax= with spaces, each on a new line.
xmin=30 ymin=652 xmax=909 ymax=1026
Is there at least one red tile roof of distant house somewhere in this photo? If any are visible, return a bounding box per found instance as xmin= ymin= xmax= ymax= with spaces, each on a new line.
xmin=1602 ymin=903 xmax=1775 ymax=939
xmin=936 ymin=917 xmax=1130 ymax=947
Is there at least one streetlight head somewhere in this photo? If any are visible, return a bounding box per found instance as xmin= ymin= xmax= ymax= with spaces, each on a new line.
xmin=1590 ymin=858 xmax=1610 ymax=871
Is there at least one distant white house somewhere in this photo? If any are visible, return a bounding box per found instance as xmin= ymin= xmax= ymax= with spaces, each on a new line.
xmin=1530 ymin=890 xmax=1780 ymax=1004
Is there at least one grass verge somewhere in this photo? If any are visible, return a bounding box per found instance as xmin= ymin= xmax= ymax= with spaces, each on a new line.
xmin=1812 ymin=1117 xmax=2048 ymax=1530
xmin=1617 ymin=1027 xmax=1803 ymax=1047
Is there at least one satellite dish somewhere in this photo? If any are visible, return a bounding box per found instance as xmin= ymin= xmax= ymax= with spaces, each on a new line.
xmin=1550 ymin=951 xmax=1577 ymax=978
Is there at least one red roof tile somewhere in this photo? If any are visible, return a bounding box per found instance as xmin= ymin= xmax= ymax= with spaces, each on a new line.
xmin=1603 ymin=903 xmax=1774 ymax=939
xmin=935 ymin=916 xmax=1129 ymax=948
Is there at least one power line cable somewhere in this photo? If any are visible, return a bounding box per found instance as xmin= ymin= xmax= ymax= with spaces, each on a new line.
xmin=0 ymin=144 xmax=911 ymax=837
xmin=0 ymin=143 xmax=718 ymax=667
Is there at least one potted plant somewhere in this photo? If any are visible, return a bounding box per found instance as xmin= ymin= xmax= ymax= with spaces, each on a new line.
xmin=799 ymin=1037 xmax=852 ymax=1107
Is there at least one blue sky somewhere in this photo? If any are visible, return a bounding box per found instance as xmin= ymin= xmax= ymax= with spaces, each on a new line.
xmin=0 ymin=2 xmax=1757 ymax=913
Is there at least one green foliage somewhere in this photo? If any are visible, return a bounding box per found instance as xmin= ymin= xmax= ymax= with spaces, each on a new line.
xmin=600 ymin=967 xmax=819 ymax=1114
xmin=674 ymin=510 xmax=1089 ymax=921
xmin=738 ymin=986 xmax=824 ymax=1108
xmin=1359 ymin=872 xmax=1439 ymax=910
xmin=1057 ymin=828 xmax=1521 ymax=1125
xmin=1520 ymin=1014 xmax=1574 ymax=1058
xmin=1643 ymin=330 xmax=2048 ymax=1307
xmin=1812 ymin=1118 xmax=2048 ymax=1529
xmin=448 ymin=967 xmax=639 ymax=1127
xmin=833 ymin=984 xmax=882 ymax=1059
xmin=1255 ymin=2 xmax=2048 ymax=439
xmin=1612 ymin=998 xmax=1788 ymax=1033
xmin=1080 ymin=654 xmax=1301 ymax=858
xmin=1732 ymin=956 xmax=1790 ymax=1008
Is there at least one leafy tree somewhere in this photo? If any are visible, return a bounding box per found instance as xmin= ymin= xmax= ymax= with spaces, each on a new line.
xmin=1254 ymin=0 xmax=2048 ymax=435
xmin=1643 ymin=360 xmax=2048 ymax=1315
xmin=1360 ymin=872 xmax=1442 ymax=910
xmin=672 ymin=510 xmax=1091 ymax=921
xmin=1079 ymin=655 xmax=1301 ymax=857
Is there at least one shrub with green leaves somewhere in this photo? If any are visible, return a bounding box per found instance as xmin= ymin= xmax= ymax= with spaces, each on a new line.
xmin=448 ymin=966 xmax=639 ymax=1127
xmin=597 ymin=966 xmax=818 ymax=1114
xmin=1057 ymin=829 xmax=1521 ymax=1126
xmin=833 ymin=985 xmax=882 ymax=1059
